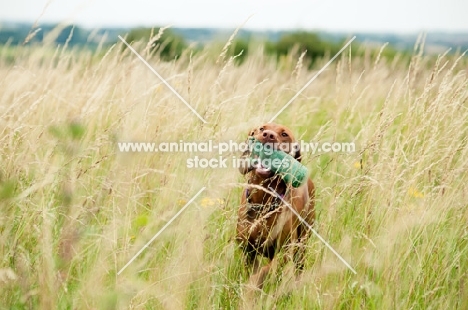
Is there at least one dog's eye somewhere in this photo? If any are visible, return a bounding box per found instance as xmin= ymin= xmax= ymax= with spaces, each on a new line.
xmin=259 ymin=127 xmax=264 ymax=132
xmin=281 ymin=132 xmax=288 ymax=137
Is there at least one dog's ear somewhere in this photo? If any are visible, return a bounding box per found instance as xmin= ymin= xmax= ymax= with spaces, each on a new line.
xmin=238 ymin=128 xmax=255 ymax=175
xmin=238 ymin=151 xmax=253 ymax=175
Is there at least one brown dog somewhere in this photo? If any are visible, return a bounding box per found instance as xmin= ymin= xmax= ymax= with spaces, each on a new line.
xmin=236 ymin=123 xmax=315 ymax=288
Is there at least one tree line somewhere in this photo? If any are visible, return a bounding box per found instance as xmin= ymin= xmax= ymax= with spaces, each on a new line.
xmin=1 ymin=24 xmax=411 ymax=65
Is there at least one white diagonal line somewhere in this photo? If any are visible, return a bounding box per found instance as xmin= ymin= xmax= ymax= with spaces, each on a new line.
xmin=118 ymin=35 xmax=207 ymax=124
xmin=268 ymin=187 xmax=357 ymax=274
xmin=117 ymin=187 xmax=206 ymax=275
xmin=269 ymin=36 xmax=356 ymax=123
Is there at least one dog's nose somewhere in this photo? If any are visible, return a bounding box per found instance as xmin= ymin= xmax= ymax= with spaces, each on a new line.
xmin=261 ymin=130 xmax=277 ymax=142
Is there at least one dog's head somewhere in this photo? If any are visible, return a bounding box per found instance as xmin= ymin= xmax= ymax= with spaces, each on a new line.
xmin=246 ymin=123 xmax=302 ymax=178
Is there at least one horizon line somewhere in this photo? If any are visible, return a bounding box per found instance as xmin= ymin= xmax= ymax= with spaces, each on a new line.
xmin=1 ymin=19 xmax=468 ymax=35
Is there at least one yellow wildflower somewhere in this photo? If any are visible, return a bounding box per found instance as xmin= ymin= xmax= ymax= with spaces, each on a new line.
xmin=408 ymin=186 xmax=424 ymax=198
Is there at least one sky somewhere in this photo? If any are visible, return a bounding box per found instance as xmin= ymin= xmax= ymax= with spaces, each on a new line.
xmin=0 ymin=0 xmax=467 ymax=33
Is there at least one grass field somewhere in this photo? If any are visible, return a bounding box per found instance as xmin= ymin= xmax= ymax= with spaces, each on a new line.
xmin=1 ymin=34 xmax=468 ymax=309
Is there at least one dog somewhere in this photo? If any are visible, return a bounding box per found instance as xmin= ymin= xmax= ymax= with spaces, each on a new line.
xmin=236 ymin=123 xmax=315 ymax=288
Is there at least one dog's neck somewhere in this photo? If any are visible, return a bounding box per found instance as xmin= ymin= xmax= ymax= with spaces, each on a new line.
xmin=246 ymin=172 xmax=287 ymax=205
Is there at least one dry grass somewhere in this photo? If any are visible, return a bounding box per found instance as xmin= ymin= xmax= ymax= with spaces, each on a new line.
xmin=0 ymin=35 xmax=468 ymax=309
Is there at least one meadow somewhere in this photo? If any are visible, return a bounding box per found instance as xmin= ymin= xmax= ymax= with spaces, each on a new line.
xmin=1 ymin=32 xmax=468 ymax=309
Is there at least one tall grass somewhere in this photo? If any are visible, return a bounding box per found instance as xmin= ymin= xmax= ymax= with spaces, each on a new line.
xmin=0 ymin=36 xmax=467 ymax=309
